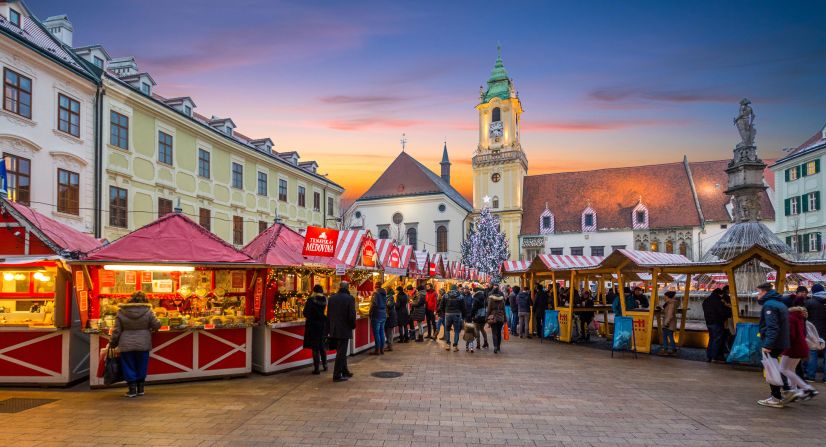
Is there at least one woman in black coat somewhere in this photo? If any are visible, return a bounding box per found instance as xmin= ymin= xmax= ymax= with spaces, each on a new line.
xmin=395 ymin=287 xmax=410 ymax=342
xmin=384 ymin=287 xmax=398 ymax=351
xmin=303 ymin=285 xmax=329 ymax=375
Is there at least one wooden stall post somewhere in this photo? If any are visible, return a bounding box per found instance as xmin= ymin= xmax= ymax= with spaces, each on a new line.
xmin=551 ymin=272 xmax=559 ymax=309
xmin=775 ymin=267 xmax=787 ymax=295
xmin=726 ymin=268 xmax=740 ymax=326
xmin=679 ymin=274 xmax=691 ymax=347
xmin=649 ymin=269 xmax=660 ymax=350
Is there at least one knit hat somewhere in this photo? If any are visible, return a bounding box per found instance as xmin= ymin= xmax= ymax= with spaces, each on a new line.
xmin=812 ymin=284 xmax=825 ymax=294
xmin=664 ymin=291 xmax=676 ymax=298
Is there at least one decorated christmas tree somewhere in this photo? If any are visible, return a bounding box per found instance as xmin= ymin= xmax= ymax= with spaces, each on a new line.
xmin=461 ymin=206 xmax=510 ymax=282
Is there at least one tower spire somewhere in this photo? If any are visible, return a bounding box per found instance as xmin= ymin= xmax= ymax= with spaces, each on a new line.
xmin=440 ymin=140 xmax=451 ymax=184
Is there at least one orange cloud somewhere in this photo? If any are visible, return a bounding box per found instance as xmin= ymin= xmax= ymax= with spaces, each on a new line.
xmin=324 ymin=118 xmax=427 ymax=131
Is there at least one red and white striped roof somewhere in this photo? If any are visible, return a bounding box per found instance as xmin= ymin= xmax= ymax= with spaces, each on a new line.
xmin=501 ymin=260 xmax=530 ymax=274
xmin=534 ymin=254 xmax=604 ymax=271
xmin=413 ymin=250 xmax=429 ymax=271
xmin=375 ymin=239 xmax=395 ymax=266
xmin=617 ymin=249 xmax=692 ymax=266
xmin=398 ymin=245 xmax=413 ymax=269
xmin=334 ymin=229 xmax=367 ymax=267
xmin=430 ymin=253 xmax=444 ymax=276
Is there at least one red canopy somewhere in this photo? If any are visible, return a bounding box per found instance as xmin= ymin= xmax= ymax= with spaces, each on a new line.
xmin=243 ymin=223 xmax=338 ymax=268
xmin=4 ymin=199 xmax=101 ymax=254
xmin=85 ymin=213 xmax=255 ymax=264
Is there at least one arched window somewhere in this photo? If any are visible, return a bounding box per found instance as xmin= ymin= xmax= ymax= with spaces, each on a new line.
xmin=637 ymin=242 xmax=646 ymax=251
xmin=379 ymin=229 xmax=389 ymax=240
xmin=436 ymin=226 xmax=448 ymax=253
xmin=492 ymin=196 xmax=499 ymax=208
xmin=650 ymin=240 xmax=659 ymax=252
xmin=665 ymin=239 xmax=674 ymax=254
xmin=406 ymin=227 xmax=417 ymax=249
xmin=492 ymin=107 xmax=501 ymax=122
xmin=679 ymin=241 xmax=688 ymax=256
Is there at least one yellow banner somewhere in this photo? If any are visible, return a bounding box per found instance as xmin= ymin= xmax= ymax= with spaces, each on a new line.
xmin=558 ymin=309 xmax=573 ymax=343
xmin=628 ymin=312 xmax=653 ymax=353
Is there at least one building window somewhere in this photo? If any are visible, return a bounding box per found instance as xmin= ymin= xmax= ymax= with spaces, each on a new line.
xmin=313 ymin=192 xmax=321 ymax=211
xmin=231 ymin=162 xmax=243 ymax=189
xmin=3 ymin=153 xmax=30 ymax=205
xmin=56 ymin=169 xmax=79 ymax=215
xmin=492 ymin=196 xmax=499 ymax=208
xmin=259 ymin=220 xmax=268 ymax=234
xmin=807 ymin=233 xmax=819 ymax=252
xmin=392 ymin=212 xmax=403 ymax=224
xmin=140 ymin=82 xmax=150 ymax=94
xmin=158 ymin=197 xmax=173 ymax=218
xmin=9 ymin=8 xmax=21 ymax=27
xmin=583 ymin=213 xmax=595 ymax=227
xmin=57 ymin=94 xmax=80 ymax=137
xmin=611 ymin=245 xmax=626 ymax=252
xmin=650 ymin=240 xmax=660 ymax=252
xmin=278 ymin=179 xmax=287 ymax=201
xmin=257 ymin=172 xmax=268 ymax=196
xmin=109 ymin=186 xmax=128 ymax=228
xmin=550 ymin=248 xmax=563 ymax=255
xmin=438 ymin=203 xmax=446 ymax=213
xmin=786 ymin=196 xmax=800 ymax=215
xmin=805 ymin=191 xmax=820 ymax=212
xmin=197 ymin=149 xmax=210 ymax=178
xmin=92 ymin=56 xmax=104 ymax=68
xmin=233 ymin=216 xmax=243 ymax=245
xmin=158 ymin=131 xmax=173 ymax=165
xmin=570 ymin=247 xmax=584 ymax=256
xmin=436 ymin=225 xmax=448 ymax=253
xmin=542 ymin=216 xmax=551 ymax=229
xmin=787 ymin=166 xmax=800 ymax=181
xmin=298 ymin=186 xmax=306 ymax=207
xmin=805 ymin=160 xmax=820 ymax=176
xmin=788 ymin=235 xmax=800 ymax=253
xmin=492 ymin=107 xmax=501 ymax=122
xmin=327 ymin=197 xmax=334 ymax=216
xmin=665 ymin=240 xmax=674 ymax=254
xmin=199 ymin=208 xmax=211 ymax=231
xmin=379 ymin=229 xmax=389 ymax=239
xmin=110 ymin=111 xmax=129 ymax=149
xmin=491 ymin=172 xmax=501 ymax=183
xmin=407 ymin=227 xmax=417 ymax=249
xmin=591 ymin=246 xmax=604 ymax=257
xmin=3 ymin=68 xmax=32 ymax=118
xmin=635 ymin=210 xmax=646 ymax=224
xmin=183 ymin=105 xmax=192 ymax=116
xmin=679 ymin=241 xmax=688 ymax=256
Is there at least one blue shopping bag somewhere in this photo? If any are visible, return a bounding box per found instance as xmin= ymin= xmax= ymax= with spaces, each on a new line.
xmin=612 ymin=316 xmax=634 ymax=351
xmin=544 ymin=310 xmax=559 ymax=337
xmin=727 ymin=322 xmax=761 ymax=365
xmin=505 ymin=306 xmax=513 ymax=325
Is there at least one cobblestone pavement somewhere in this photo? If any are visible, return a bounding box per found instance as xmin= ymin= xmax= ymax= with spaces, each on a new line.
xmin=2 ymin=336 xmax=824 ymax=447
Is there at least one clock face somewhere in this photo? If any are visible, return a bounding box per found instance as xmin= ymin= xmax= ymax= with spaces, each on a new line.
xmin=489 ymin=121 xmax=503 ymax=138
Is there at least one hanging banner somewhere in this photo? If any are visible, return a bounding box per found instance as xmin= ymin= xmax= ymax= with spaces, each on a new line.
xmin=361 ymin=238 xmax=377 ymax=268
xmin=254 ymin=277 xmax=263 ymax=315
xmin=302 ymin=226 xmax=339 ymax=257
xmin=75 ymin=270 xmax=85 ymax=291
xmin=386 ymin=246 xmax=401 ymax=268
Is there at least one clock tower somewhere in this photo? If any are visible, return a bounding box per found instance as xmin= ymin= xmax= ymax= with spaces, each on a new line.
xmin=471 ymin=47 xmax=528 ymax=260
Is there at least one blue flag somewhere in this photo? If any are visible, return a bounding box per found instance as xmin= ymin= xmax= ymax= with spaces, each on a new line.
xmin=0 ymin=159 xmax=7 ymax=194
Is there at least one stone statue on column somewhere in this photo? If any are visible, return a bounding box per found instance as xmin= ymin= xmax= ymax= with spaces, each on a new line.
xmin=734 ymin=98 xmax=756 ymax=148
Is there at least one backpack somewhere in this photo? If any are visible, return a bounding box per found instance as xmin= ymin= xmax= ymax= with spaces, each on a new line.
xmin=806 ymin=321 xmax=825 ymax=350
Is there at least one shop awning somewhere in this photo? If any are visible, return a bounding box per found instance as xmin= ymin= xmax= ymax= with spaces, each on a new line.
xmin=334 ymin=229 xmax=367 ymax=267
xmin=615 ymin=249 xmax=692 ymax=267
xmin=530 ymin=254 xmax=604 ymax=272
xmin=2 ymin=199 xmax=101 ymax=256
xmin=430 ymin=253 xmax=444 ymax=277
xmin=243 ymin=223 xmax=337 ymax=269
xmin=398 ymin=245 xmax=413 ymax=269
xmin=501 ymin=260 xmax=530 ymax=275
xmin=375 ymin=239 xmax=395 ymax=266
xmin=84 ymin=213 xmax=255 ymax=264
xmin=411 ymin=250 xmax=429 ymax=274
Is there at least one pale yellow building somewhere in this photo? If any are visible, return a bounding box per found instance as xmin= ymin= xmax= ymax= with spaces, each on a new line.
xmin=471 ymin=50 xmax=527 ymax=259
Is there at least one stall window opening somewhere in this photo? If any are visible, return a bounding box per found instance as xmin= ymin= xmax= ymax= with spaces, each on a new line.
xmin=57 ymin=168 xmax=79 ymax=215
xmin=4 ymin=153 xmax=31 ymax=205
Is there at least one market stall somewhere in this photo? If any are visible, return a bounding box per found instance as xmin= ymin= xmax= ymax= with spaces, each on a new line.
xmin=0 ymin=198 xmax=101 ymax=385
xmin=244 ymin=223 xmax=340 ymax=373
xmin=333 ymin=229 xmax=380 ymax=354
xmin=76 ymin=213 xmax=264 ymax=387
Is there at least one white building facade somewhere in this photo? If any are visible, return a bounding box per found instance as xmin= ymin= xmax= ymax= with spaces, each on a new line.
xmin=771 ymin=124 xmax=825 ymax=258
xmin=0 ymin=2 xmax=99 ymax=234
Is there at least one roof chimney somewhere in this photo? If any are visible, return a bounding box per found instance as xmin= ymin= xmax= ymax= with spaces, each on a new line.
xmin=43 ymin=15 xmax=73 ymax=47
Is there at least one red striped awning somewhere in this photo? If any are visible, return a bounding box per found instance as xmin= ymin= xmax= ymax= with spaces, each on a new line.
xmin=375 ymin=239 xmax=394 ymax=266
xmin=334 ymin=230 xmax=367 ymax=267
xmin=398 ymin=245 xmax=413 ymax=269
xmin=617 ymin=249 xmax=692 ymax=266
xmin=501 ymin=260 xmax=530 ymax=274
xmin=413 ymin=250 xmax=429 ymax=273
xmin=430 ymin=253 xmax=444 ymax=277
xmin=534 ymin=254 xmax=604 ymax=271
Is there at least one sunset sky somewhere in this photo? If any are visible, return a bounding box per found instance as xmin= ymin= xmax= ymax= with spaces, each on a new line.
xmin=32 ymin=0 xmax=826 ymax=202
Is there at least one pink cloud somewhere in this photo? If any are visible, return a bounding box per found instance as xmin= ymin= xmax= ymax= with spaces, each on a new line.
xmin=318 ymin=95 xmax=411 ymax=105
xmin=324 ymin=118 xmax=427 ymax=131
xmin=522 ymin=119 xmax=682 ymax=132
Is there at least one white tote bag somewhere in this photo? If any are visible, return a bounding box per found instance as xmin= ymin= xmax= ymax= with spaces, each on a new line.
xmin=762 ymin=351 xmax=783 ymax=386
xmin=805 ymin=321 xmax=825 ymax=350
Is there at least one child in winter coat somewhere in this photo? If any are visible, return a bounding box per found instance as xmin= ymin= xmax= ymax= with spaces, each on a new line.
xmin=463 ymin=321 xmax=479 ymax=353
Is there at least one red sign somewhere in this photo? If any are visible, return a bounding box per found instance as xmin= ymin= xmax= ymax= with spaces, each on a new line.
xmin=302 ymin=226 xmax=339 ymax=257
xmin=429 ymin=262 xmax=436 ymax=277
xmin=361 ymin=238 xmax=376 ymax=268
xmin=100 ymin=270 xmax=116 ymax=288
xmin=386 ymin=246 xmax=400 ymax=268
xmin=141 ymin=271 xmax=153 ymax=283
xmin=124 ymin=271 xmax=136 ymax=285
xmin=254 ymin=278 xmax=263 ymax=315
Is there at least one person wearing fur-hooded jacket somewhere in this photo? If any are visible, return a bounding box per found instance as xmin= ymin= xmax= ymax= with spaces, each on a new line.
xmin=110 ymin=291 xmax=161 ymax=398
xmin=486 ymin=285 xmax=507 ymax=354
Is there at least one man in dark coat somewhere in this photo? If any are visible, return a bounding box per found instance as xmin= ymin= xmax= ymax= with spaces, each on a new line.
xmin=302 ymin=285 xmax=329 ymax=374
xmin=327 ymin=282 xmax=356 ymax=382
xmin=756 ymin=282 xmax=791 ymax=408
xmin=533 ymin=284 xmax=548 ymax=338
xmin=702 ymin=288 xmax=727 ymax=363
xmin=395 ymin=287 xmax=410 ymax=342
xmin=384 ymin=287 xmax=398 ymax=352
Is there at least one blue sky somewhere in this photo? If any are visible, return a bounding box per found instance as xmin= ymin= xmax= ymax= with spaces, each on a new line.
xmin=30 ymin=0 xmax=826 ymax=198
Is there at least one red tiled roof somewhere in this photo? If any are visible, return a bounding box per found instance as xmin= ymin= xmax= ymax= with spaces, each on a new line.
xmin=689 ymin=159 xmax=774 ymax=223
xmin=85 ymin=213 xmax=255 ymax=264
xmin=522 ymin=161 xmax=699 ymax=234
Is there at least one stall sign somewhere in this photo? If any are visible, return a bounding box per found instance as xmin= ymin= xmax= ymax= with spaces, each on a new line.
xmin=335 ymin=265 xmax=346 ymax=276
xmin=141 ymin=271 xmax=152 ymax=283
xmin=385 ymin=267 xmax=406 ymax=276
xmin=254 ymin=277 xmax=263 ymax=315
xmin=386 ymin=246 xmax=400 ymax=268
xmin=361 ymin=238 xmax=377 ymax=268
xmin=124 ymin=271 xmax=136 ymax=285
xmin=78 ymin=290 xmax=88 ymax=312
xmin=75 ymin=270 xmax=85 ymax=291
xmin=152 ymin=279 xmax=174 ymax=293
xmin=302 ymin=226 xmax=339 ymax=257
xmin=557 ymin=309 xmax=572 ymax=342
xmin=231 ymin=271 xmax=245 ymax=289
xmin=100 ymin=270 xmax=116 ymax=288
xmin=630 ymin=312 xmax=653 ymax=353
xmin=429 ymin=262 xmax=436 ymax=277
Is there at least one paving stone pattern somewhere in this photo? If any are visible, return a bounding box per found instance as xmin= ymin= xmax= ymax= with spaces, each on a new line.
xmin=1 ymin=336 xmax=824 ymax=446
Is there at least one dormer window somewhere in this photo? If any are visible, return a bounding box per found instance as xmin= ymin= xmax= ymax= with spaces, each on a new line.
xmin=225 ymin=127 xmax=232 ymax=136
xmin=635 ymin=211 xmax=645 ymax=224
xmin=539 ymin=204 xmax=554 ymax=234
xmin=632 ymin=200 xmax=649 ymax=229
xmin=9 ymin=9 xmax=21 ymax=27
xmin=93 ymin=56 xmax=104 ymax=68
xmin=581 ymin=205 xmax=597 ymax=232
xmin=140 ymin=82 xmax=150 ymax=94
xmin=183 ymin=105 xmax=191 ymax=116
